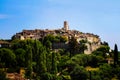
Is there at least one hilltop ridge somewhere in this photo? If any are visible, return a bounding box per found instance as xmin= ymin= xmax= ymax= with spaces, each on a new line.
xmin=12 ymin=21 xmax=101 ymax=54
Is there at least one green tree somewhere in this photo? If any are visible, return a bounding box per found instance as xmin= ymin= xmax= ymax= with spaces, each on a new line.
xmin=43 ymin=34 xmax=55 ymax=44
xmin=68 ymin=37 xmax=79 ymax=56
xmin=11 ymin=39 xmax=27 ymax=50
xmin=102 ymin=41 xmax=109 ymax=46
xmin=45 ymin=40 xmax=52 ymax=49
xmin=67 ymin=54 xmax=102 ymax=67
xmin=32 ymin=40 xmax=41 ymax=63
xmin=114 ymin=44 xmax=119 ymax=67
xmin=26 ymin=45 xmax=33 ymax=79
xmin=60 ymin=36 xmax=68 ymax=42
xmin=0 ymin=48 xmax=16 ymax=68
xmin=113 ymin=66 xmax=120 ymax=79
xmin=92 ymin=45 xmax=110 ymax=59
xmin=70 ymin=65 xmax=88 ymax=80
xmin=99 ymin=64 xmax=113 ymax=79
xmin=36 ymin=45 xmax=47 ymax=78
xmin=15 ymin=48 xmax=26 ymax=67
xmin=51 ymin=52 xmax=58 ymax=74
xmin=79 ymin=40 xmax=87 ymax=53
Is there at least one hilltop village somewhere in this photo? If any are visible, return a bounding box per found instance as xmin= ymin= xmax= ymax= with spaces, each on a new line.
xmin=1 ymin=21 xmax=120 ymax=80
xmin=12 ymin=21 xmax=101 ymax=54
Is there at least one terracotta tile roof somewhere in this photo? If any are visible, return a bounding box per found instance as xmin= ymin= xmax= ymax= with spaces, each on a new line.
xmin=0 ymin=40 xmax=10 ymax=44
xmin=6 ymin=73 xmax=26 ymax=80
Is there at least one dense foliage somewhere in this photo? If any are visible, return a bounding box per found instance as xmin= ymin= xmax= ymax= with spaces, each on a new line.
xmin=0 ymin=36 xmax=120 ymax=80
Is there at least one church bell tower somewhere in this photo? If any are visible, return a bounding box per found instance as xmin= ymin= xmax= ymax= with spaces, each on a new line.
xmin=64 ymin=21 xmax=69 ymax=31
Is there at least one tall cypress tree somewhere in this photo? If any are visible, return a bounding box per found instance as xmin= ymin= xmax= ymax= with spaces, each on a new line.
xmin=69 ymin=37 xmax=79 ymax=57
xmin=33 ymin=40 xmax=41 ymax=63
xmin=36 ymin=45 xmax=47 ymax=77
xmin=51 ymin=52 xmax=57 ymax=74
xmin=26 ymin=45 xmax=33 ymax=79
xmin=114 ymin=44 xmax=118 ymax=67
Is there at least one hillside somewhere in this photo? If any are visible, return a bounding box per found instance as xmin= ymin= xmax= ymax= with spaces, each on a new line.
xmin=12 ymin=21 xmax=101 ymax=54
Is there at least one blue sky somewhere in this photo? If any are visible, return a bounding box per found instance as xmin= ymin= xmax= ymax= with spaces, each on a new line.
xmin=0 ymin=0 xmax=120 ymax=50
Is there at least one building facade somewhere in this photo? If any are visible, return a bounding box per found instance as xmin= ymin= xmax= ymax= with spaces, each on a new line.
xmin=12 ymin=21 xmax=101 ymax=54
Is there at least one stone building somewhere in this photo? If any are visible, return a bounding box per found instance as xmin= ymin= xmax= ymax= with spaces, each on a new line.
xmin=12 ymin=21 xmax=101 ymax=54
xmin=63 ymin=21 xmax=69 ymax=31
xmin=0 ymin=40 xmax=10 ymax=48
